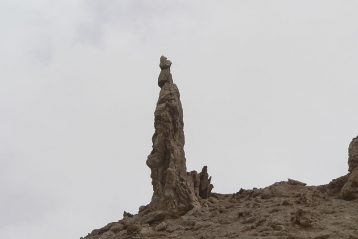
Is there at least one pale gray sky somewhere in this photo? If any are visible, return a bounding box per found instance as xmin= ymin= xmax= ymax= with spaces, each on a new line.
xmin=1 ymin=1 xmax=358 ymax=238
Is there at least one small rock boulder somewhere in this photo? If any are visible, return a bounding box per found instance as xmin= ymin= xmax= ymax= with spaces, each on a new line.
xmin=288 ymin=178 xmax=306 ymax=186
xmin=291 ymin=208 xmax=313 ymax=228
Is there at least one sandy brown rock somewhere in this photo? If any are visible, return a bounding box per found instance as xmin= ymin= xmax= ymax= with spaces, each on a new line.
xmin=319 ymin=137 xmax=358 ymax=200
xmin=348 ymin=136 xmax=358 ymax=172
xmin=341 ymin=168 xmax=358 ymax=200
xmin=287 ymin=178 xmax=306 ymax=186
xmin=291 ymin=208 xmax=313 ymax=228
xmin=324 ymin=174 xmax=349 ymax=196
xmin=198 ymin=166 xmax=214 ymax=199
xmin=340 ymin=137 xmax=358 ymax=200
xmin=146 ymin=56 xmax=200 ymax=215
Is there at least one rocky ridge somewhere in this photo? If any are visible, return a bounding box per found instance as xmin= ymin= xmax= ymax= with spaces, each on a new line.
xmin=83 ymin=57 xmax=358 ymax=239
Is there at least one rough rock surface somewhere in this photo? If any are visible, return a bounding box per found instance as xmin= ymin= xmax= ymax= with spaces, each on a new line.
xmin=145 ymin=56 xmax=212 ymax=216
xmin=348 ymin=136 xmax=358 ymax=172
xmin=82 ymin=57 xmax=358 ymax=239
xmin=340 ymin=137 xmax=358 ymax=200
xmin=198 ymin=166 xmax=214 ymax=199
xmin=146 ymin=56 xmax=198 ymax=214
xmin=319 ymin=137 xmax=358 ymax=201
xmin=341 ymin=169 xmax=358 ymax=200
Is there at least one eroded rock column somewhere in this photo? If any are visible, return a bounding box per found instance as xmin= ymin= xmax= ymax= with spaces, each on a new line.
xmin=146 ymin=56 xmax=199 ymax=214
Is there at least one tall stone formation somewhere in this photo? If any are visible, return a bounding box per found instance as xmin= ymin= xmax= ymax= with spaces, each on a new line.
xmin=146 ymin=56 xmax=208 ymax=215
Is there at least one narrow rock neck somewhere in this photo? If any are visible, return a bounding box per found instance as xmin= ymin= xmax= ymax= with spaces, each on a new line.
xmin=158 ymin=68 xmax=173 ymax=88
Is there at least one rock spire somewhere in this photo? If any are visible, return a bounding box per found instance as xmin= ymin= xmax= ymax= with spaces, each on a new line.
xmin=146 ymin=56 xmax=212 ymax=215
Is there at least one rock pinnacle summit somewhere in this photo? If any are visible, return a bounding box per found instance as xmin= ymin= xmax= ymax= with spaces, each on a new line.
xmin=146 ymin=56 xmax=212 ymax=216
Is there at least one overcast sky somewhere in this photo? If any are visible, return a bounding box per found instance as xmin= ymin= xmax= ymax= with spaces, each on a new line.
xmin=1 ymin=1 xmax=358 ymax=239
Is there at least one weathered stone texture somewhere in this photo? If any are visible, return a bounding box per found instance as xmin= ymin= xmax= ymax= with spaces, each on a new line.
xmin=146 ymin=56 xmax=199 ymax=214
xmin=340 ymin=136 xmax=358 ymax=200
xmin=341 ymin=168 xmax=358 ymax=200
xmin=348 ymin=136 xmax=358 ymax=172
xmin=198 ymin=166 xmax=214 ymax=199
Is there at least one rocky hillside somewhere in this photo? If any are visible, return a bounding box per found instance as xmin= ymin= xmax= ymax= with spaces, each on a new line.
xmin=82 ymin=56 xmax=358 ymax=239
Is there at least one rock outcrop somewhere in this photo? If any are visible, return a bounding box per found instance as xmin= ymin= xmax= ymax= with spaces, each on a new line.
xmin=341 ymin=169 xmax=358 ymax=200
xmin=348 ymin=136 xmax=358 ymax=172
xmin=198 ymin=166 xmax=213 ymax=199
xmin=324 ymin=136 xmax=358 ymax=200
xmin=340 ymin=136 xmax=358 ymax=200
xmin=146 ymin=56 xmax=211 ymax=215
